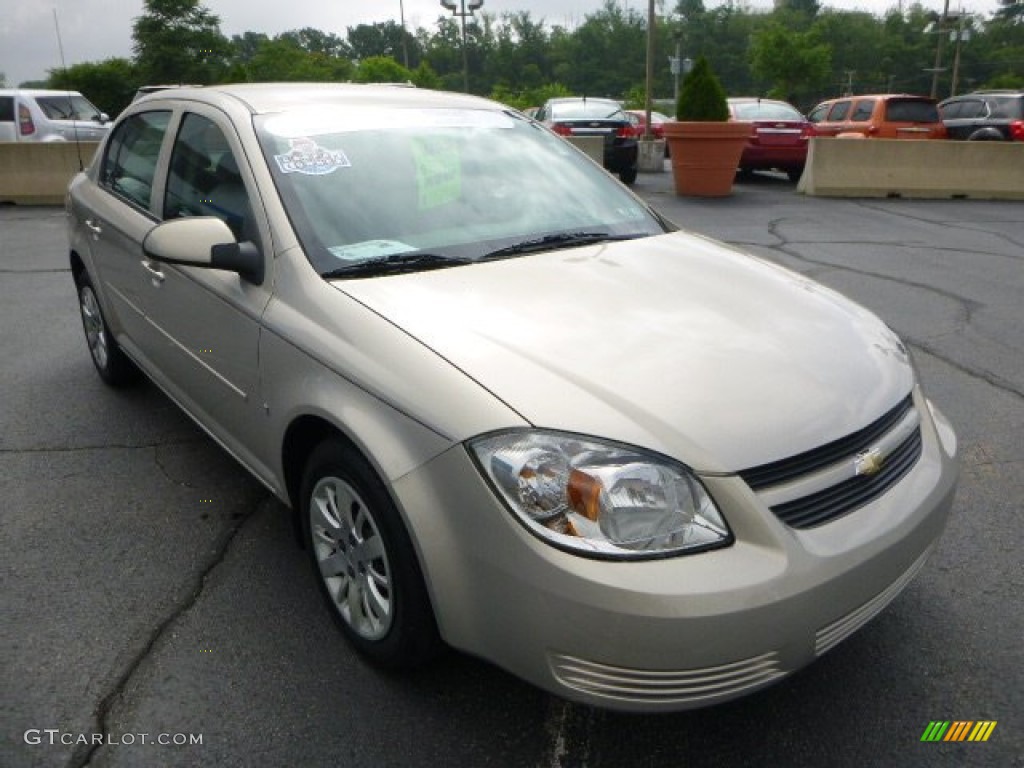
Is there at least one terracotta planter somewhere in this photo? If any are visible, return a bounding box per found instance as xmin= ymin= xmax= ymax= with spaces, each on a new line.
xmin=663 ymin=121 xmax=752 ymax=197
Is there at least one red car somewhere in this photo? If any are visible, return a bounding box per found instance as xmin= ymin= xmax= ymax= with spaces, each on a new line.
xmin=727 ymin=98 xmax=814 ymax=181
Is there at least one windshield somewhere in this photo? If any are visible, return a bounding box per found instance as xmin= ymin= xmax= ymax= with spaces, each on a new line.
xmin=731 ymin=101 xmax=803 ymax=121
xmin=257 ymin=106 xmax=665 ymax=277
xmin=549 ymin=100 xmax=627 ymax=121
xmin=35 ymin=95 xmax=103 ymax=121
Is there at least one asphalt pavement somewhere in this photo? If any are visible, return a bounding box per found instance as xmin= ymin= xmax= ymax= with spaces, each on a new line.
xmin=2 ymin=172 xmax=1022 ymax=768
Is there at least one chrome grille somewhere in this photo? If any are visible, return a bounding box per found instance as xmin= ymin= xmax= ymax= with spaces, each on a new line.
xmin=549 ymin=651 xmax=786 ymax=707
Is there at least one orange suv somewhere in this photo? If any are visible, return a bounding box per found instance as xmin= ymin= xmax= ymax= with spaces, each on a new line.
xmin=807 ymin=94 xmax=947 ymax=139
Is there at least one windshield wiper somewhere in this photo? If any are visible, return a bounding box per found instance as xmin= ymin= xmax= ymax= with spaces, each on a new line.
xmin=480 ymin=232 xmax=646 ymax=261
xmin=322 ymin=251 xmax=469 ymax=279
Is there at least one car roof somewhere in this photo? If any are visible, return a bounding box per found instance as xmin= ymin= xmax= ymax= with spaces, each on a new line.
xmin=546 ymin=96 xmax=619 ymax=104
xmin=818 ymin=93 xmax=936 ymax=102
xmin=133 ymin=82 xmax=500 ymax=115
xmin=0 ymin=88 xmax=85 ymax=97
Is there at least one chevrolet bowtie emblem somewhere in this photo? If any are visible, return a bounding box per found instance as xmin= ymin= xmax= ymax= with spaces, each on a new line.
xmin=855 ymin=449 xmax=885 ymax=477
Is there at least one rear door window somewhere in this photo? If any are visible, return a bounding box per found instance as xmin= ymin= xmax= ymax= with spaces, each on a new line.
xmin=885 ymin=99 xmax=939 ymax=123
xmin=100 ymin=111 xmax=171 ymax=211
xmin=828 ymin=101 xmax=852 ymax=121
xmin=0 ymin=96 xmax=14 ymax=122
xmin=850 ymin=100 xmax=876 ymax=122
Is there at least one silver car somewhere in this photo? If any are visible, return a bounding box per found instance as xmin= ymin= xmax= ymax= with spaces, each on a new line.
xmin=66 ymin=84 xmax=959 ymax=712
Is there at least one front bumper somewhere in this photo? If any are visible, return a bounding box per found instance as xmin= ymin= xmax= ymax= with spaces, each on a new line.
xmin=391 ymin=395 xmax=958 ymax=712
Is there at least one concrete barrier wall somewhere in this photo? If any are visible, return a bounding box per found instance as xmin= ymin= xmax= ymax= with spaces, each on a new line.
xmin=798 ymin=138 xmax=1024 ymax=200
xmin=0 ymin=142 xmax=100 ymax=205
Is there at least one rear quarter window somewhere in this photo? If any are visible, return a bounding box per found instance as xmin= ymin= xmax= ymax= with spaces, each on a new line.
xmin=0 ymin=96 xmax=14 ymax=122
xmin=885 ymin=99 xmax=939 ymax=123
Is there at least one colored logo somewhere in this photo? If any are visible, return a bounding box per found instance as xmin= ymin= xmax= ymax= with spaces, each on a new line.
xmin=854 ymin=448 xmax=885 ymax=477
xmin=921 ymin=721 xmax=997 ymax=742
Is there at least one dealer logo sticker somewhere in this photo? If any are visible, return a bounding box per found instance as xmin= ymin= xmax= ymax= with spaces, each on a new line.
xmin=920 ymin=721 xmax=997 ymax=742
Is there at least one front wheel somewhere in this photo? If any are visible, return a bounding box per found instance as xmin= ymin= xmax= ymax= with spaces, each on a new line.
xmin=300 ymin=439 xmax=441 ymax=668
xmin=77 ymin=272 xmax=138 ymax=387
xmin=619 ymin=166 xmax=638 ymax=185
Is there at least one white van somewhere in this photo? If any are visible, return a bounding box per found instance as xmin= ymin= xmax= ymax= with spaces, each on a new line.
xmin=0 ymin=89 xmax=111 ymax=142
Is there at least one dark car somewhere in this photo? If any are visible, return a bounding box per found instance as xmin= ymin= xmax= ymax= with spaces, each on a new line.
xmin=939 ymin=90 xmax=1024 ymax=142
xmin=727 ymin=98 xmax=813 ymax=181
xmin=537 ymin=97 xmax=639 ymax=184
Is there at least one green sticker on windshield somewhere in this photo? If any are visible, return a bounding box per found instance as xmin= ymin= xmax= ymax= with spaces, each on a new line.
xmin=411 ymin=137 xmax=461 ymax=210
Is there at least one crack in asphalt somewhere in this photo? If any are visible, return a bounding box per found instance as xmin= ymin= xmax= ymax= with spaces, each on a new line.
xmin=152 ymin=444 xmax=200 ymax=489
xmin=0 ymin=267 xmax=72 ymax=273
xmin=0 ymin=438 xmax=202 ymax=455
xmin=853 ymin=201 xmax=1024 ymax=254
xmin=735 ymin=217 xmax=1023 ymax=402
xmin=66 ymin=494 xmax=269 ymax=768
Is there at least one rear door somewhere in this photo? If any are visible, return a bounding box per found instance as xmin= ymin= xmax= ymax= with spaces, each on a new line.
xmin=72 ymin=109 xmax=174 ymax=366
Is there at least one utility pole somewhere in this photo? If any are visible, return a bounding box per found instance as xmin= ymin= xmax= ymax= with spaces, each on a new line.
xmin=399 ymin=0 xmax=409 ymax=69
xmin=645 ymin=0 xmax=654 ymax=139
xmin=929 ymin=0 xmax=950 ymax=99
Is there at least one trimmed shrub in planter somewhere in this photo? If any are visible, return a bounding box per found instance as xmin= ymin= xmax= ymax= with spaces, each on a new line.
xmin=664 ymin=56 xmax=751 ymax=197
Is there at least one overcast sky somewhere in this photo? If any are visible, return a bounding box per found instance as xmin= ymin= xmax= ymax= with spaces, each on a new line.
xmin=1 ymin=0 xmax=997 ymax=88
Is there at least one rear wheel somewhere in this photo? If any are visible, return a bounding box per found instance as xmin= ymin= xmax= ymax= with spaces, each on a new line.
xmin=76 ymin=272 xmax=138 ymax=387
xmin=619 ymin=165 xmax=638 ymax=185
xmin=300 ymin=438 xmax=441 ymax=668
xmin=787 ymin=167 xmax=804 ymax=182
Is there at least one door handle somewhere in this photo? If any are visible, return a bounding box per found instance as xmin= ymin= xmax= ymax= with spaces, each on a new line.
xmin=84 ymin=219 xmax=103 ymax=239
xmin=141 ymin=259 xmax=165 ymax=284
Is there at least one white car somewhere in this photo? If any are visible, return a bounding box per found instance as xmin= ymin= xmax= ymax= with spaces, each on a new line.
xmin=66 ymin=83 xmax=959 ymax=712
xmin=0 ymin=88 xmax=110 ymax=142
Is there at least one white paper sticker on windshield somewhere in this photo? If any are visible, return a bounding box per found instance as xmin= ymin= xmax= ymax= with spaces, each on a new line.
xmin=328 ymin=240 xmax=417 ymax=261
xmin=274 ymin=138 xmax=350 ymax=175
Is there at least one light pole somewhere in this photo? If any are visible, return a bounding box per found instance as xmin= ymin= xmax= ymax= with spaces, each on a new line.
xmin=441 ymin=0 xmax=483 ymax=93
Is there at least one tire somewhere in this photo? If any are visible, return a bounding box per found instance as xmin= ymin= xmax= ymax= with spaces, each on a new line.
xmin=619 ymin=166 xmax=638 ymax=185
xmin=76 ymin=271 xmax=139 ymax=387
xmin=786 ymin=167 xmax=804 ymax=183
xmin=300 ymin=438 xmax=441 ymax=668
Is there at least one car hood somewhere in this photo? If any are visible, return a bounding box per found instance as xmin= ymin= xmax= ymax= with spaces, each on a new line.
xmin=335 ymin=232 xmax=914 ymax=473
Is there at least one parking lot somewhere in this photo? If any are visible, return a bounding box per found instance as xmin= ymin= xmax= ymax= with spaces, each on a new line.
xmin=2 ymin=172 xmax=1021 ymax=768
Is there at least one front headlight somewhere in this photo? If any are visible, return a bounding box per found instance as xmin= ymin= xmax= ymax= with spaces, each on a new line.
xmin=468 ymin=431 xmax=731 ymax=559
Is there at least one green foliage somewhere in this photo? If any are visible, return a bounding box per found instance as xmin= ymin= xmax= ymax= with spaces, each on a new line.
xmin=237 ymin=38 xmax=352 ymax=83
xmin=489 ymin=82 xmax=572 ymax=111
xmin=411 ymin=62 xmax=442 ymax=90
xmin=353 ymin=57 xmax=413 ymax=85
xmin=751 ymin=22 xmax=831 ymax=104
xmin=38 ymin=2 xmax=1024 ymax=115
xmin=46 ymin=58 xmax=141 ymax=116
xmin=676 ymin=56 xmax=729 ymax=121
xmin=132 ymin=0 xmax=230 ymax=84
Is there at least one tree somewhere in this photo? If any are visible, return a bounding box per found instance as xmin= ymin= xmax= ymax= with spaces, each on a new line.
xmin=750 ymin=22 xmax=831 ymax=104
xmin=47 ymin=58 xmax=141 ymax=116
xmin=132 ymin=0 xmax=230 ymax=84
xmin=240 ymin=37 xmax=353 ymax=83
xmin=352 ymin=56 xmax=412 ymax=84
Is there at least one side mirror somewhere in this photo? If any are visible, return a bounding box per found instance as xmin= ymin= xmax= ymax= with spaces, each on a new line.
xmin=142 ymin=217 xmax=263 ymax=285
xmin=98 ymin=113 xmax=110 ymax=124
